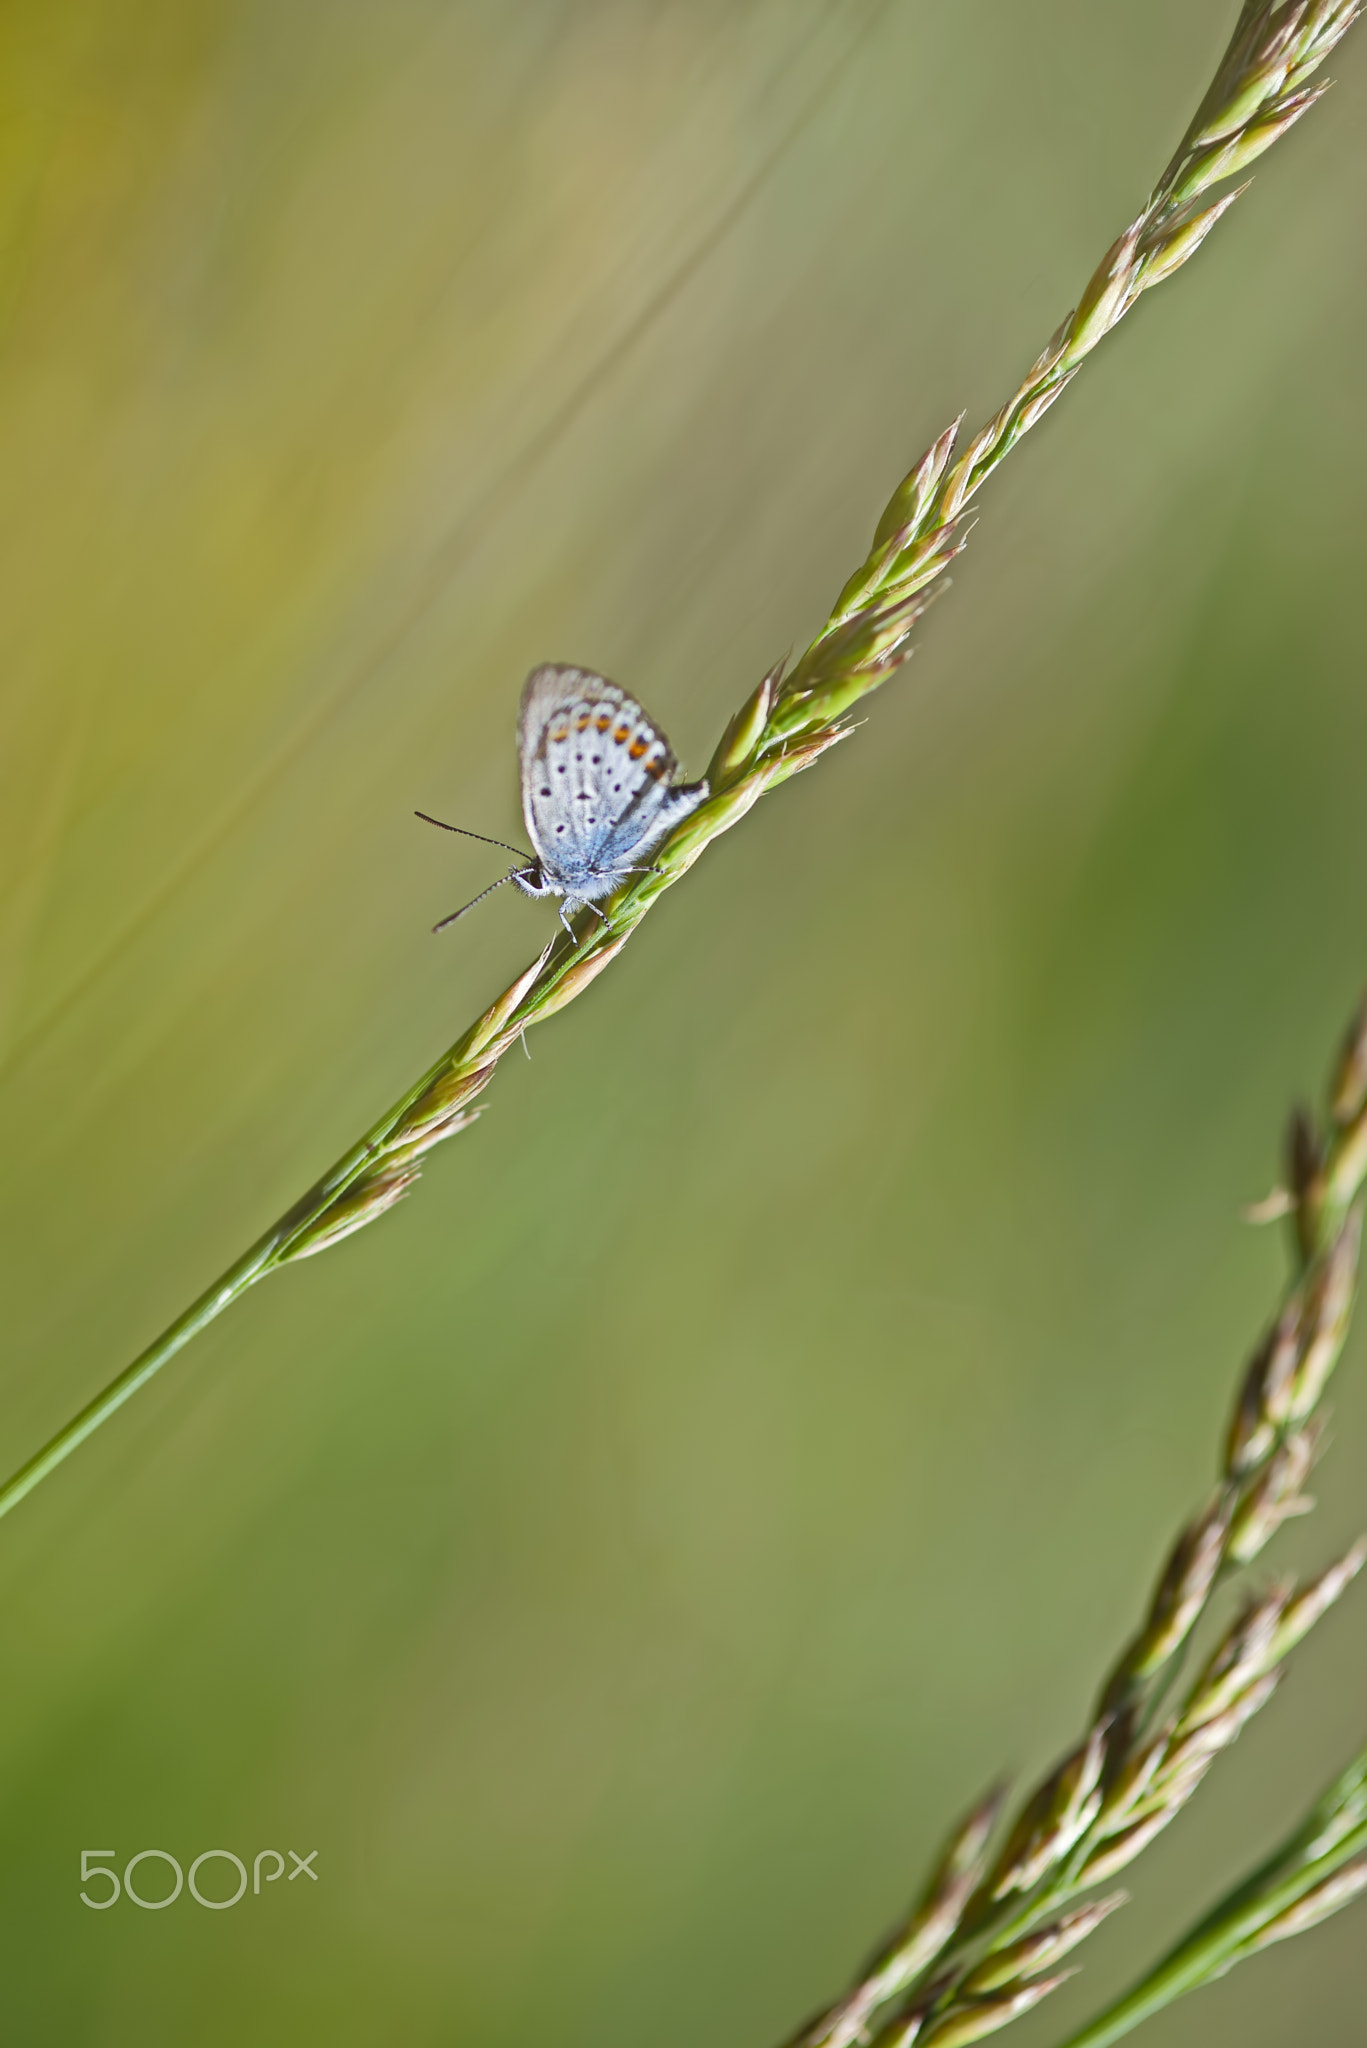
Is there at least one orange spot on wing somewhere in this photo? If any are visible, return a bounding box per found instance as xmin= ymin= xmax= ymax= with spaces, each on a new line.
xmin=549 ymin=726 xmax=570 ymax=742
xmin=595 ymin=714 xmax=611 ymax=732
xmin=613 ymin=724 xmax=630 ymax=744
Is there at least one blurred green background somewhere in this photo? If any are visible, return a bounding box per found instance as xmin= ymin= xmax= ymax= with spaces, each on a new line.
xmin=1 ymin=2 xmax=1365 ymax=2041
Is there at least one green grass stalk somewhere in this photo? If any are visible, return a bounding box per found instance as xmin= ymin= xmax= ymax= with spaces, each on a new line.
xmin=1051 ymin=1751 xmax=1367 ymax=2047
xmin=0 ymin=0 xmax=1357 ymax=1520
xmin=778 ymin=988 xmax=1367 ymax=2047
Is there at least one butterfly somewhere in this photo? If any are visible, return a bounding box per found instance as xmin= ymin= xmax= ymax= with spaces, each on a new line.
xmin=419 ymin=664 xmax=708 ymax=941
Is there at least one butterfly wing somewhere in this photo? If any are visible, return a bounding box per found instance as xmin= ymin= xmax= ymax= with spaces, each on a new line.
xmin=518 ymin=664 xmax=706 ymax=897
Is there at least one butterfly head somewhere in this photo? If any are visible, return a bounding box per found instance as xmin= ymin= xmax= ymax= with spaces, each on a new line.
xmin=509 ymin=861 xmax=556 ymax=900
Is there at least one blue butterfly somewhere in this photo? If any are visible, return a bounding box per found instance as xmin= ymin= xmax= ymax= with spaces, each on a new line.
xmin=420 ymin=665 xmax=708 ymax=940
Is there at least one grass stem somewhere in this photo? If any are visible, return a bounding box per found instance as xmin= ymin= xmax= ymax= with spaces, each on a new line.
xmin=2 ymin=1 xmax=1357 ymax=1521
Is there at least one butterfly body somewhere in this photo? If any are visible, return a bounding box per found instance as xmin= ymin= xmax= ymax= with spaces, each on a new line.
xmin=421 ymin=665 xmax=708 ymax=939
xmin=513 ymin=665 xmax=707 ymax=930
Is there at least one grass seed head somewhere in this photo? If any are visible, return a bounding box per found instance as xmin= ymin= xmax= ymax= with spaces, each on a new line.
xmin=794 ymin=1791 xmax=1008 ymax=2048
xmin=1266 ymin=1540 xmax=1367 ymax=1662
xmin=987 ymin=1726 xmax=1107 ymax=1899
xmin=871 ymin=418 xmax=964 ymax=552
xmin=708 ymin=658 xmax=784 ymax=788
xmin=1166 ymin=1671 xmax=1282 ymax=1768
xmin=1226 ymin=1421 xmax=1322 ymax=1562
xmin=1245 ymin=1859 xmax=1367 ymax=1951
xmin=1077 ymin=1808 xmax=1183 ymax=1886
xmin=1330 ymin=993 xmax=1367 ymax=1125
xmin=917 ymin=1972 xmax=1078 ymax=2048
xmin=1178 ymin=1586 xmax=1293 ymax=1732
xmin=1106 ymin=1494 xmax=1231 ymax=1699
xmin=962 ymin=1894 xmax=1126 ymax=1995
xmin=1288 ymin=1215 xmax=1361 ymax=1422
xmin=284 ymin=1169 xmax=420 ymax=1261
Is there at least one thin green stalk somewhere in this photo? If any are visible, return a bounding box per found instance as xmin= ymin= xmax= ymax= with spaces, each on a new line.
xmin=1 ymin=0 xmax=1357 ymax=1522
xmin=0 ymin=1253 xmax=272 ymax=1517
xmin=1053 ymin=1754 xmax=1367 ymax=2048
xmin=781 ymin=982 xmax=1367 ymax=2048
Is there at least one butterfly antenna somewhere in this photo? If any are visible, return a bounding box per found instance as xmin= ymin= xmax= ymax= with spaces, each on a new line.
xmin=414 ymin=812 xmax=533 ymax=862
xmin=432 ymin=872 xmax=517 ymax=934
